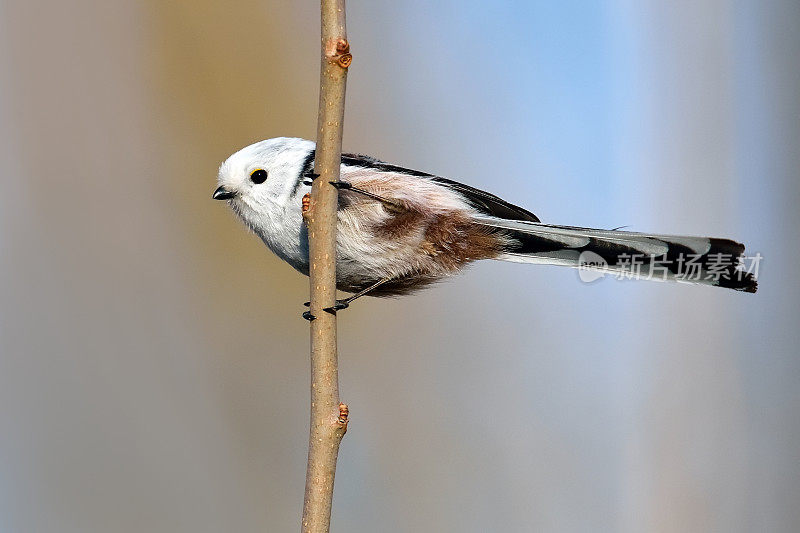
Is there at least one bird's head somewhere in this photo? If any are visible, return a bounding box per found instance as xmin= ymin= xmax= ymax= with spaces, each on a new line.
xmin=213 ymin=137 xmax=314 ymax=214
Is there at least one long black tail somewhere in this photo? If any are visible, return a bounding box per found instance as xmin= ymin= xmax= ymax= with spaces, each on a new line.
xmin=473 ymin=216 xmax=757 ymax=293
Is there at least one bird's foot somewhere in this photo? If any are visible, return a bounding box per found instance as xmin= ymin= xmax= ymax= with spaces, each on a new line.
xmin=328 ymin=180 xmax=352 ymax=190
xmin=323 ymin=300 xmax=350 ymax=314
xmin=301 ymin=298 xmax=350 ymax=319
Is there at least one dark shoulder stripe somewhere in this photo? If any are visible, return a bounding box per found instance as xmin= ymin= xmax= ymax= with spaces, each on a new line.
xmin=291 ymin=149 xmax=316 ymax=197
xmin=340 ymin=152 xmax=540 ymax=223
xmin=341 ymin=153 xmax=433 ymax=177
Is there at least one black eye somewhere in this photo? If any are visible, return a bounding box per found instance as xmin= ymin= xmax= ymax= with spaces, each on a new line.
xmin=250 ymin=169 xmax=268 ymax=184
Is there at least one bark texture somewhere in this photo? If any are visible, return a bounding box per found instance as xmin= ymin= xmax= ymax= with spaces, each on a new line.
xmin=300 ymin=0 xmax=350 ymax=531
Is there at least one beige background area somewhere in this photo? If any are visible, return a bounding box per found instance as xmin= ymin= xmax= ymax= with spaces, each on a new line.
xmin=1 ymin=1 xmax=798 ymax=532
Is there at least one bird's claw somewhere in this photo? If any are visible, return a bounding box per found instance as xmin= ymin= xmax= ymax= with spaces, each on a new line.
xmin=329 ymin=180 xmax=352 ymax=190
xmin=304 ymin=298 xmax=348 ymax=318
xmin=323 ymin=300 xmax=350 ymax=314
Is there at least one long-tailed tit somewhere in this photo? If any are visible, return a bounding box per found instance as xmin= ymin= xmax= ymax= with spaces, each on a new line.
xmin=213 ymin=137 xmax=757 ymax=315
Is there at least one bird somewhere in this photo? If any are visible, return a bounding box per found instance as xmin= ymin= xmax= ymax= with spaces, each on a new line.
xmin=213 ymin=137 xmax=757 ymax=315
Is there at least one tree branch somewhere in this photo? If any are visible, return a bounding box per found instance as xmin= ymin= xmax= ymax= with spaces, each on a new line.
xmin=300 ymin=0 xmax=350 ymax=531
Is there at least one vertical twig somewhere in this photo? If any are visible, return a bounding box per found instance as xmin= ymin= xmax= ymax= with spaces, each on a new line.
xmin=301 ymin=0 xmax=351 ymax=531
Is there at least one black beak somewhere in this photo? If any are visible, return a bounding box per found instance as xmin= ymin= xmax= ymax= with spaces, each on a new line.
xmin=212 ymin=185 xmax=236 ymax=200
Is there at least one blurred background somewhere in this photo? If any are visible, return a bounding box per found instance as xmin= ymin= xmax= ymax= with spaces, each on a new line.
xmin=1 ymin=1 xmax=798 ymax=531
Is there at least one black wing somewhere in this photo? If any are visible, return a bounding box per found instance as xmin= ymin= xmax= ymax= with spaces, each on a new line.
xmin=341 ymin=153 xmax=540 ymax=223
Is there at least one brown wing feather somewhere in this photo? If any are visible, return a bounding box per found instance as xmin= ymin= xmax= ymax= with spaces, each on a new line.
xmin=334 ymin=167 xmax=506 ymax=296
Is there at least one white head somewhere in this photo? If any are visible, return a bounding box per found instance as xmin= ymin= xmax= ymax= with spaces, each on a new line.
xmin=214 ymin=137 xmax=315 ymax=267
xmin=214 ymin=137 xmax=314 ymax=208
